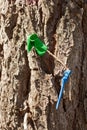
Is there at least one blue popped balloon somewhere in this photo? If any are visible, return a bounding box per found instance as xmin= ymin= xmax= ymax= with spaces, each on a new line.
xmin=56 ymin=69 xmax=72 ymax=110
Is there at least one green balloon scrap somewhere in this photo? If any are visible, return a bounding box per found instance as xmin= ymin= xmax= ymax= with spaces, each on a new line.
xmin=27 ymin=33 xmax=48 ymax=56
xmin=27 ymin=33 xmax=66 ymax=69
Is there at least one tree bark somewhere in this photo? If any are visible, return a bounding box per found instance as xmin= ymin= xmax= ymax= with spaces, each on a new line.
xmin=0 ymin=0 xmax=87 ymax=130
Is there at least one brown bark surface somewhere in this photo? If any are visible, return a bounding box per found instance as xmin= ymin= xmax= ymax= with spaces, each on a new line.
xmin=0 ymin=0 xmax=87 ymax=130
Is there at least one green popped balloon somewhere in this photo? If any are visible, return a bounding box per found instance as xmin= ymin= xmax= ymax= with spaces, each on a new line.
xmin=27 ymin=34 xmax=48 ymax=56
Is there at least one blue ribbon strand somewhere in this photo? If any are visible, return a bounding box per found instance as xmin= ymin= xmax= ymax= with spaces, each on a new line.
xmin=56 ymin=69 xmax=72 ymax=110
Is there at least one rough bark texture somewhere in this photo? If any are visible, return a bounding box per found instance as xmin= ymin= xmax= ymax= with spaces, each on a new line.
xmin=0 ymin=0 xmax=87 ymax=130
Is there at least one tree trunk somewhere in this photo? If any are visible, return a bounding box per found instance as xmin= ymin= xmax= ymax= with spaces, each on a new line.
xmin=0 ymin=0 xmax=87 ymax=130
